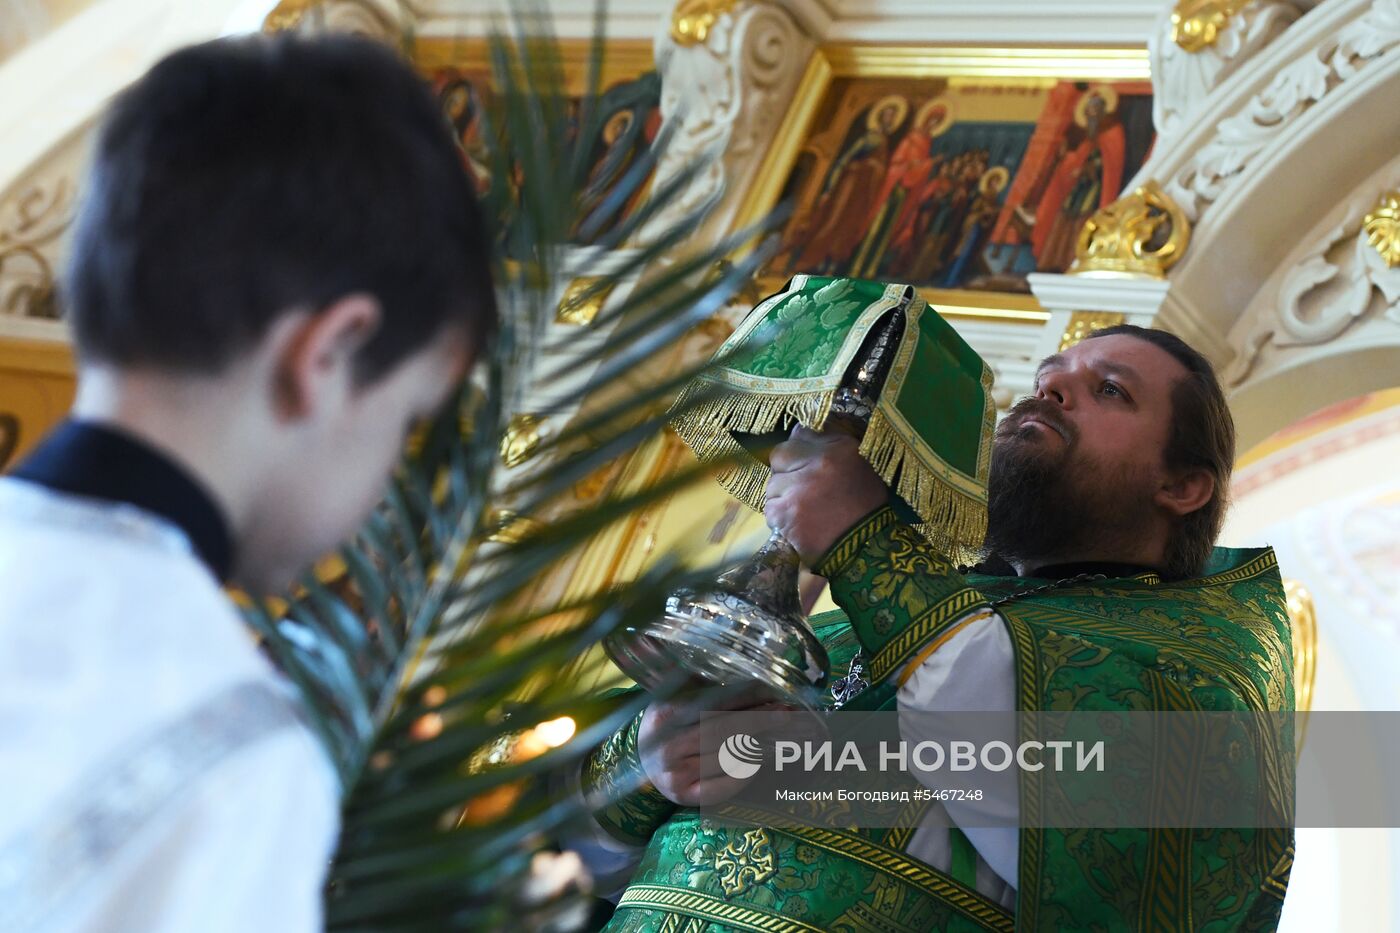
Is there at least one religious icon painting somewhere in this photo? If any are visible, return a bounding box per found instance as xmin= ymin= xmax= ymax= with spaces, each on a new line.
xmin=415 ymin=40 xmax=661 ymax=248
xmin=742 ymin=47 xmax=1155 ymax=306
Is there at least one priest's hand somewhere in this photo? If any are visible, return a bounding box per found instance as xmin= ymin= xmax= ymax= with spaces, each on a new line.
xmin=638 ymin=688 xmax=794 ymax=807
xmin=766 ymin=425 xmax=888 ymax=565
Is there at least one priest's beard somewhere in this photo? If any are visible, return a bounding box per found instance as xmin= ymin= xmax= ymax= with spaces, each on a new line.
xmin=982 ymin=398 xmax=1156 ymax=570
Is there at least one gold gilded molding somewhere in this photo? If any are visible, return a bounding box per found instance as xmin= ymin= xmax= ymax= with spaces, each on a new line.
xmin=1058 ymin=312 xmax=1126 ymax=351
xmin=263 ymin=0 xmax=322 ymax=32
xmin=671 ymin=0 xmax=743 ymax=46
xmin=485 ymin=508 xmax=545 ymax=545
xmin=500 ymin=413 xmax=546 ymax=468
xmin=1070 ymin=181 xmax=1191 ymax=280
xmin=1362 ymin=189 xmax=1400 ymax=269
xmin=0 ymin=336 xmax=75 ymax=471
xmin=0 ymin=412 xmax=18 ymax=471
xmin=1284 ymin=579 xmax=1317 ymax=750
xmin=557 ymin=277 xmax=614 ymax=326
xmin=820 ymin=46 xmax=1151 ymax=81
xmin=1171 ymin=0 xmax=1253 ymax=54
xmin=262 ymin=0 xmax=393 ymax=34
xmin=410 ymin=38 xmax=656 ymax=95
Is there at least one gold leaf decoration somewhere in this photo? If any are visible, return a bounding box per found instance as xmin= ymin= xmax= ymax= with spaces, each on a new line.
xmin=485 ymin=508 xmax=545 ymax=545
xmin=262 ymin=0 xmax=322 ymax=32
xmin=499 ymin=413 xmax=546 ymax=468
xmin=556 ymin=277 xmax=613 ymax=326
xmin=1361 ymin=190 xmax=1400 ymax=269
xmin=1284 ymin=579 xmax=1317 ymax=752
xmin=1070 ymin=180 xmax=1191 ymax=280
xmin=671 ymin=0 xmax=741 ymax=46
xmin=1170 ymin=0 xmax=1253 ymax=53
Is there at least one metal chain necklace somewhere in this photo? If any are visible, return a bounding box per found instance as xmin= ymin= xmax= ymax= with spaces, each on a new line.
xmin=829 ymin=573 xmax=1108 ymax=708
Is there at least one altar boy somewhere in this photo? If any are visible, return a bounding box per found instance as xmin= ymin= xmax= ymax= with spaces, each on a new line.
xmin=0 ymin=34 xmax=494 ymax=931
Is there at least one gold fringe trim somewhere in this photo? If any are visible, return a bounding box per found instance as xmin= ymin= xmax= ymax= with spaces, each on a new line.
xmin=669 ymin=378 xmax=842 ymax=513
xmin=670 ymin=378 xmax=989 ymax=563
xmin=859 ymin=405 xmax=988 ymax=565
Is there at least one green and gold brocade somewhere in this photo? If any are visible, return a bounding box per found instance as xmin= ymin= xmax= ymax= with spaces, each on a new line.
xmin=584 ymin=709 xmax=678 ymax=847
xmin=668 ymin=275 xmax=995 ymax=563
xmin=600 ymin=506 xmax=1295 ymax=931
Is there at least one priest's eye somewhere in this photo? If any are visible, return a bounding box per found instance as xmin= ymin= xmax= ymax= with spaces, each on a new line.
xmin=1099 ymin=381 xmax=1127 ymax=400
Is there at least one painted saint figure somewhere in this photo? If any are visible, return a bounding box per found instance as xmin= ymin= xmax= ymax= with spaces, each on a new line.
xmin=941 ymin=165 xmax=1011 ymax=287
xmin=851 ymin=98 xmax=953 ymax=278
xmin=1032 ymin=86 xmax=1126 ymax=271
xmin=790 ymin=95 xmax=907 ymax=274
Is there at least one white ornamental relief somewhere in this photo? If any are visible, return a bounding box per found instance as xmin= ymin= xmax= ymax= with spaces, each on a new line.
xmin=635 ymin=1 xmax=811 ymax=248
xmin=0 ymin=133 xmax=87 ymax=321
xmin=1225 ymin=181 xmax=1400 ymax=387
xmin=1149 ymin=1 xmax=1303 ymax=138
xmin=1164 ymin=0 xmax=1400 ymax=223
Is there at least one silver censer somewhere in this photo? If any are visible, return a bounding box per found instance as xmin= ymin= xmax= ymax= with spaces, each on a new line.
xmin=605 ymin=300 xmax=911 ymax=707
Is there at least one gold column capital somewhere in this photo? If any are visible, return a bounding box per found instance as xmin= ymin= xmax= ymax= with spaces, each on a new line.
xmin=1362 ymin=189 xmax=1400 ymax=269
xmin=1070 ymin=180 xmax=1191 ymax=280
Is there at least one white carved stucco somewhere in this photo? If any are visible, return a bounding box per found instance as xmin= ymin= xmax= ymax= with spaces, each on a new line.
xmin=1223 ymin=155 xmax=1400 ymax=445
xmin=0 ymin=127 xmax=85 ymax=324
xmin=634 ymin=1 xmax=816 ymax=252
xmin=1148 ymin=0 xmax=1303 ymax=138
xmin=1158 ymin=0 xmax=1400 ymax=224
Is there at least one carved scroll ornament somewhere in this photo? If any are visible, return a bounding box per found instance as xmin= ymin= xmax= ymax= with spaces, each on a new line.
xmin=0 ymin=176 xmax=74 ymax=321
xmin=1165 ymin=0 xmax=1400 ymax=224
xmin=636 ymin=1 xmax=811 ymax=248
xmin=1225 ymin=182 xmax=1400 ymax=386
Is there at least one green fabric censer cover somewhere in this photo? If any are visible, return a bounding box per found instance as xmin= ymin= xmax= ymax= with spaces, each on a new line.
xmin=670 ymin=274 xmax=996 ymax=560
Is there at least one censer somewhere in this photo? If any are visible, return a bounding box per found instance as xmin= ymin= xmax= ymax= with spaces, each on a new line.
xmin=605 ymin=276 xmax=995 ymax=706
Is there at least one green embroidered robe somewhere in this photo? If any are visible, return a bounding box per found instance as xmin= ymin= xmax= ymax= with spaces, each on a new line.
xmin=590 ymin=507 xmax=1296 ymax=932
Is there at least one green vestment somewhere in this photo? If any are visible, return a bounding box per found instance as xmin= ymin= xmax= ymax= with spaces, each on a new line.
xmin=588 ymin=508 xmax=1295 ymax=932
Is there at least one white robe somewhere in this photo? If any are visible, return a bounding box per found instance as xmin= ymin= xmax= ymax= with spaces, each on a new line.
xmin=0 ymin=478 xmax=339 ymax=932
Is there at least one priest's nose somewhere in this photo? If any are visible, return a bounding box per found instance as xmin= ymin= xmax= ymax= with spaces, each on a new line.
xmin=1034 ymin=370 xmax=1071 ymax=408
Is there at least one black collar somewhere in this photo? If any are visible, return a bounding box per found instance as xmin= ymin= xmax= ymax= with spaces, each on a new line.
xmin=965 ymin=557 xmax=1157 ymax=580
xmin=11 ymin=420 xmax=234 ymax=581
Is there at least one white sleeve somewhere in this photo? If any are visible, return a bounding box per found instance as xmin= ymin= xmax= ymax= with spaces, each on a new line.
xmin=58 ymin=731 xmax=341 ymax=933
xmin=896 ymin=610 xmax=1020 ymax=890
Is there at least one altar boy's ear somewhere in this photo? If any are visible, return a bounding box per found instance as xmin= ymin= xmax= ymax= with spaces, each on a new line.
xmin=271 ymin=295 xmax=382 ymax=421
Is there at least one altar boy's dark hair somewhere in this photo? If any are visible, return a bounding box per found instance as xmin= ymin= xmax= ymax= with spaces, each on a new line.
xmin=64 ymin=33 xmax=496 ymax=384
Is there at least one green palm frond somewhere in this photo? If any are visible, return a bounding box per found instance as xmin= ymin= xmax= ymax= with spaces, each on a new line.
xmin=248 ymin=10 xmax=778 ymax=930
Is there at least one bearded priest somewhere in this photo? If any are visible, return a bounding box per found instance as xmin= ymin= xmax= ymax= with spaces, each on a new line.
xmin=577 ymin=323 xmax=1295 ymax=931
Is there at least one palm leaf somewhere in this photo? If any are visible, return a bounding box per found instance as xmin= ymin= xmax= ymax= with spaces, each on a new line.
xmin=249 ymin=10 xmax=779 ymax=930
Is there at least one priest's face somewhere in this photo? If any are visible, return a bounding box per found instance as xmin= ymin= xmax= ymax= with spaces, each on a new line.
xmin=983 ymin=333 xmax=1188 ymax=570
